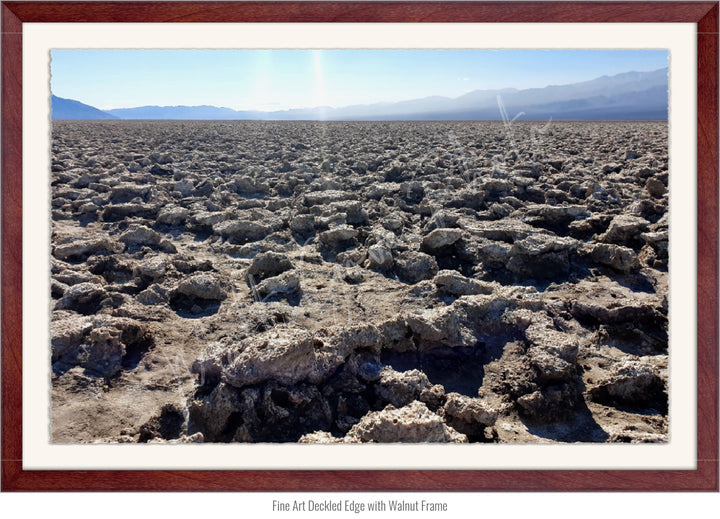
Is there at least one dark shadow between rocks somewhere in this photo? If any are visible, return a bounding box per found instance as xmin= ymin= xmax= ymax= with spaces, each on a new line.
xmin=120 ymin=329 xmax=155 ymax=371
xmin=52 ymin=361 xmax=72 ymax=377
xmin=87 ymin=255 xmax=136 ymax=283
xmin=588 ymin=378 xmax=668 ymax=415
xmin=610 ymin=270 xmax=658 ymax=294
xmin=520 ymin=398 xmax=611 ymax=442
xmin=596 ymin=322 xmax=668 ymax=356
xmin=319 ymin=242 xmax=358 ymax=263
xmin=169 ymin=293 xmax=222 ymax=318
xmin=380 ymin=344 xmax=494 ymax=397
xmin=483 ymin=261 xmax=593 ymax=293
xmin=138 ymin=403 xmax=186 ymax=442
xmin=433 ymin=253 xmax=475 ymax=277
xmin=152 ymin=224 xmax=186 ymax=239
xmin=72 ymin=295 xmax=105 ymax=316
xmin=290 ymin=231 xmax=317 ymax=247
xmin=188 ymin=228 xmax=213 ymax=242
xmin=78 ymin=214 xmax=99 ymax=227
xmin=220 ymin=411 xmax=247 ymax=442
xmin=256 ymin=289 xmax=304 ymax=307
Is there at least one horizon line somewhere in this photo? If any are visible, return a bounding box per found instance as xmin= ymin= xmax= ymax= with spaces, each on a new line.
xmin=54 ymin=66 xmax=669 ymax=114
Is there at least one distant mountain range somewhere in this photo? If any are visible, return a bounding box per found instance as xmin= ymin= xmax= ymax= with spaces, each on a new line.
xmin=52 ymin=67 xmax=668 ymax=121
xmin=52 ymin=95 xmax=119 ymax=120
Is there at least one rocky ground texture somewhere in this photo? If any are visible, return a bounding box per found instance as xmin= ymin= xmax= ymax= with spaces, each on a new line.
xmin=51 ymin=120 xmax=668 ymax=444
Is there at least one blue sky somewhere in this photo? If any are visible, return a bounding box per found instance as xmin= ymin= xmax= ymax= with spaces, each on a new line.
xmin=51 ymin=49 xmax=668 ymax=111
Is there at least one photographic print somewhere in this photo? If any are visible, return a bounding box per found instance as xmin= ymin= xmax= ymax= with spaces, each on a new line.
xmin=3 ymin=0 xmax=717 ymax=493
xmin=49 ymin=48 xmax=671 ymax=445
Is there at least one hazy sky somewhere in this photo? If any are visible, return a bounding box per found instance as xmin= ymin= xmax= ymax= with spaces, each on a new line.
xmin=51 ymin=49 xmax=668 ymax=111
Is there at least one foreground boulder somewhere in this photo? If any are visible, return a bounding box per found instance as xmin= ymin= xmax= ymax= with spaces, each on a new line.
xmin=420 ymin=228 xmax=463 ymax=252
xmin=51 ymin=315 xmax=152 ymax=377
xmin=433 ymin=270 xmax=492 ymax=296
xmin=588 ymin=358 xmax=667 ymax=411
xmin=174 ymin=273 xmax=227 ymax=301
xmin=318 ymin=225 xmax=359 ymax=247
xmin=53 ymin=237 xmax=124 ymax=261
xmin=346 ymin=401 xmax=467 ymax=443
xmin=394 ymin=250 xmax=438 ymax=284
xmin=506 ymin=234 xmax=578 ymax=279
xmin=373 ymin=367 xmax=432 ymax=408
xmin=254 ymin=271 xmax=301 ymax=299
xmin=218 ymin=328 xmax=336 ymax=388
xmin=441 ymin=393 xmax=499 ymax=439
xmin=54 ymin=282 xmax=107 ymax=314
xmin=582 ymin=242 xmax=640 ymax=272
xmin=246 ymin=251 xmax=293 ymax=281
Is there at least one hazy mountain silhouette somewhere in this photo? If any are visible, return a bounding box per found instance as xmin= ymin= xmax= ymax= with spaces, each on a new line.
xmin=106 ymin=105 xmax=241 ymax=120
xmin=51 ymin=95 xmax=119 ymax=120
xmin=54 ymin=67 xmax=668 ymax=121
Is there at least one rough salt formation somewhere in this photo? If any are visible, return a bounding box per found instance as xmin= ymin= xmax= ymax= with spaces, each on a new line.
xmin=345 ymin=401 xmax=468 ymax=443
xmin=51 ymin=120 xmax=668 ymax=444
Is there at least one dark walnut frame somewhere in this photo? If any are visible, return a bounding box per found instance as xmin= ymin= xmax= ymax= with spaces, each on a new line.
xmin=1 ymin=1 xmax=717 ymax=491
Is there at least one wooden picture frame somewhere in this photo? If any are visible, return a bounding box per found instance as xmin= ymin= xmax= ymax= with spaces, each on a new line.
xmin=1 ymin=1 xmax=717 ymax=491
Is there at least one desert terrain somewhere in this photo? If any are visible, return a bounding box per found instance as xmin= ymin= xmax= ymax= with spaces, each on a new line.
xmin=50 ymin=120 xmax=668 ymax=444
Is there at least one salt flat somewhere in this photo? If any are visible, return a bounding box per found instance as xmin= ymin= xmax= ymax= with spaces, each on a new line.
xmin=50 ymin=120 xmax=668 ymax=443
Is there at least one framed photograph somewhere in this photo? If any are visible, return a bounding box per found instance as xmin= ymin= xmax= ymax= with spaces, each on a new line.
xmin=2 ymin=1 xmax=717 ymax=491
